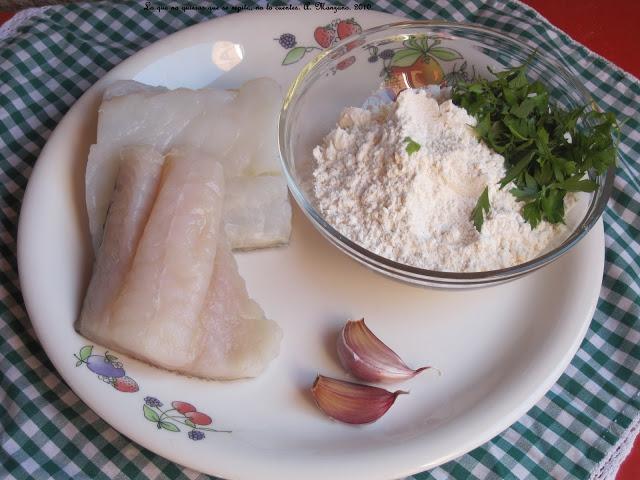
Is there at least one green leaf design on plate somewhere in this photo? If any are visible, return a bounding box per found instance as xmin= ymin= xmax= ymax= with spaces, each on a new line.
xmin=428 ymin=47 xmax=462 ymax=61
xmin=390 ymin=49 xmax=422 ymax=68
xmin=185 ymin=420 xmax=196 ymax=428
xmin=416 ymin=35 xmax=429 ymax=50
xmin=105 ymin=353 xmax=118 ymax=362
xmin=282 ymin=47 xmax=307 ymax=65
xmin=79 ymin=345 xmax=93 ymax=361
xmin=143 ymin=404 xmax=160 ymax=422
xmin=160 ymin=421 xmax=180 ymax=432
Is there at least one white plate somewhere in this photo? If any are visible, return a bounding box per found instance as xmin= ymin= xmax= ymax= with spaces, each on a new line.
xmin=17 ymin=10 xmax=604 ymax=480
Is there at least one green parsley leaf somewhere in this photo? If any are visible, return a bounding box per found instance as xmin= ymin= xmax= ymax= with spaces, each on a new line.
xmin=509 ymin=185 xmax=538 ymax=201
xmin=555 ymin=175 xmax=598 ymax=192
xmin=470 ymin=186 xmax=490 ymax=232
xmin=404 ymin=136 xmax=421 ymax=155
xmin=499 ymin=150 xmax=537 ymax=188
xmin=452 ymin=61 xmax=618 ymax=229
xmin=522 ymin=201 xmax=542 ymax=228
xmin=540 ymin=189 xmax=565 ymax=223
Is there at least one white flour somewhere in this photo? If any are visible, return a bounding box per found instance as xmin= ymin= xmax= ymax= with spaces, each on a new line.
xmin=312 ymin=89 xmax=571 ymax=272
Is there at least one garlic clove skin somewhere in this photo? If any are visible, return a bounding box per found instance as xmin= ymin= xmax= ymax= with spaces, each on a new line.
xmin=311 ymin=374 xmax=407 ymax=424
xmin=337 ymin=318 xmax=430 ymax=383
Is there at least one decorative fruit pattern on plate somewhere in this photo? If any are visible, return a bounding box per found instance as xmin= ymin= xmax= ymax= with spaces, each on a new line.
xmin=74 ymin=346 xmax=231 ymax=439
xmin=74 ymin=345 xmax=139 ymax=393
xmin=143 ymin=397 xmax=231 ymax=440
xmin=367 ymin=35 xmax=463 ymax=97
xmin=276 ymin=18 xmax=362 ymax=68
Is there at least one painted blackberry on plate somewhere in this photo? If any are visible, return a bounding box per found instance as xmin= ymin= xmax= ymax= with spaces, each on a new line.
xmin=74 ymin=346 xmax=230 ymax=439
xmin=276 ymin=33 xmax=297 ymax=49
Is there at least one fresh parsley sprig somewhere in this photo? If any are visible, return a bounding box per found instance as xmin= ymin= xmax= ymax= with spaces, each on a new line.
xmin=404 ymin=136 xmax=421 ymax=155
xmin=471 ymin=186 xmax=490 ymax=231
xmin=452 ymin=63 xmax=618 ymax=230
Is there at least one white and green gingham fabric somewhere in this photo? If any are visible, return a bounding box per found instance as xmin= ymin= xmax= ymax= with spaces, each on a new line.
xmin=1 ymin=1 xmax=638 ymax=479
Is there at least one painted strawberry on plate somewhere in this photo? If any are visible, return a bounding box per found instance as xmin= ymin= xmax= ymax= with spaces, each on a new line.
xmin=314 ymin=25 xmax=336 ymax=48
xmin=112 ymin=376 xmax=139 ymax=393
xmin=336 ymin=18 xmax=362 ymax=40
xmin=276 ymin=18 xmax=362 ymax=69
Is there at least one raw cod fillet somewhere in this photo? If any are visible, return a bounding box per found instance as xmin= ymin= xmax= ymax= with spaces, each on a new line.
xmin=78 ymin=148 xmax=282 ymax=378
xmin=107 ymin=149 xmax=225 ymax=369
xmin=223 ymin=176 xmax=291 ymax=249
xmin=189 ymin=237 xmax=283 ymax=379
xmin=78 ymin=145 xmax=164 ymax=345
xmin=86 ymin=77 xmax=291 ymax=254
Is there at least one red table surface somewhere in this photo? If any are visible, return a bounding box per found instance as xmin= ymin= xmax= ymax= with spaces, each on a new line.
xmin=1 ymin=2 xmax=638 ymax=479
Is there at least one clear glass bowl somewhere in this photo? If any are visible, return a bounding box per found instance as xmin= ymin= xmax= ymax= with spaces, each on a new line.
xmin=278 ymin=21 xmax=614 ymax=288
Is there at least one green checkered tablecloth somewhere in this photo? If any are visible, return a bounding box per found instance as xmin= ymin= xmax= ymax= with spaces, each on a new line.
xmin=1 ymin=1 xmax=638 ymax=478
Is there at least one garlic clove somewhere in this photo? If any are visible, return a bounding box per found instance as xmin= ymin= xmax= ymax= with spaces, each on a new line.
xmin=337 ymin=318 xmax=430 ymax=383
xmin=311 ymin=374 xmax=407 ymax=424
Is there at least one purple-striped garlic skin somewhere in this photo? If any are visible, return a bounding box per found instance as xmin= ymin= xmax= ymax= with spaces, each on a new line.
xmin=311 ymin=374 xmax=407 ymax=424
xmin=337 ymin=318 xmax=430 ymax=383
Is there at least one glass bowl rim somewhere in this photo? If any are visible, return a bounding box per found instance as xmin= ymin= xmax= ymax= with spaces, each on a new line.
xmin=278 ymin=20 xmax=615 ymax=284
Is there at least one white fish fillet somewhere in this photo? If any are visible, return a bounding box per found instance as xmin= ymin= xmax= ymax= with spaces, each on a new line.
xmin=87 ymin=77 xmax=290 ymax=253
xmin=78 ymin=146 xmax=164 ymax=346
xmin=188 ymin=237 xmax=283 ymax=379
xmin=96 ymin=85 xmax=238 ymax=163
xmin=78 ymin=148 xmax=282 ymax=378
xmin=107 ymin=149 xmax=225 ymax=370
xmin=223 ymin=78 xmax=283 ymax=176
xmin=223 ymin=175 xmax=292 ymax=250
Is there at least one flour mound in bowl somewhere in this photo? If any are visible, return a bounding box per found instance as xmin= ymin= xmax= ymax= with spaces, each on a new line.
xmin=312 ymin=89 xmax=573 ymax=273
